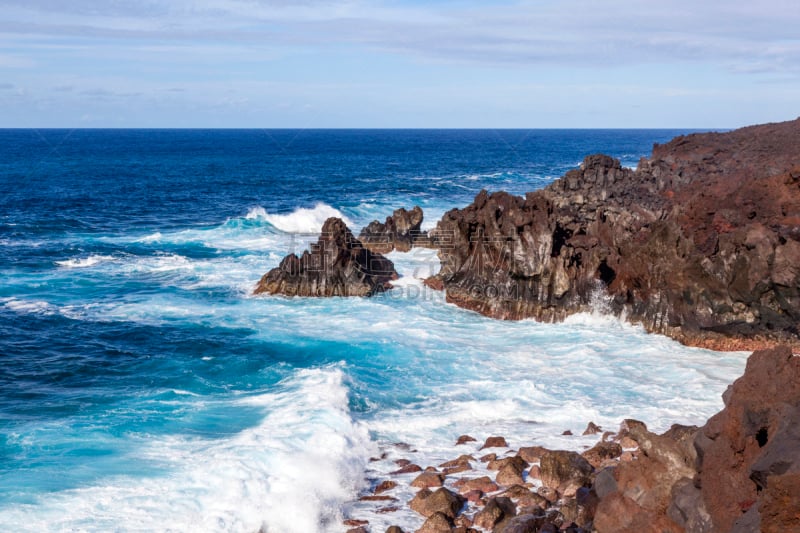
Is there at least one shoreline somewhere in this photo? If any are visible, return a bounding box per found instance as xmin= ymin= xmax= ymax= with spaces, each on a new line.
xmin=341 ymin=346 xmax=800 ymax=533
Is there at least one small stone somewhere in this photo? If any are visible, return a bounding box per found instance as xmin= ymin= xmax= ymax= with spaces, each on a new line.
xmin=455 ymin=476 xmax=498 ymax=494
xmin=416 ymin=511 xmax=453 ymax=533
xmin=562 ymin=430 xmax=573 ymax=436
xmin=395 ymin=459 xmax=411 ymax=467
xmin=581 ymin=441 xmax=622 ymax=469
xmin=346 ymin=528 xmax=368 ymax=533
xmin=480 ymin=436 xmax=509 ymax=449
xmin=439 ymin=455 xmax=474 ymax=468
xmin=443 ymin=464 xmax=472 ymax=475
xmin=391 ymin=464 xmax=422 ymax=475
xmin=479 ymin=453 xmax=497 ymax=463
xmin=411 ymin=472 xmax=444 ymax=489
xmin=385 ymin=526 xmax=405 ymax=533
xmin=582 ymin=422 xmax=602 ymax=435
xmin=378 ymin=507 xmax=400 ymax=514
xmin=456 ymin=435 xmax=477 ymax=445
xmin=344 ymin=519 xmax=369 ymax=526
xmin=374 ymin=480 xmax=398 ymax=494
xmin=488 ymin=456 xmax=528 ymax=472
xmin=360 ymin=495 xmax=398 ymax=502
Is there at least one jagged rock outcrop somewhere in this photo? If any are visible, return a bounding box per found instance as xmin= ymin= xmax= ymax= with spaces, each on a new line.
xmin=359 ymin=206 xmax=427 ymax=253
xmin=593 ymin=346 xmax=800 ymax=532
xmin=254 ymin=217 xmax=398 ymax=297
xmin=428 ymin=119 xmax=800 ymax=349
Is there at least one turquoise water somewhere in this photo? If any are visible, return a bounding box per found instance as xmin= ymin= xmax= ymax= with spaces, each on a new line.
xmin=0 ymin=130 xmax=746 ymax=532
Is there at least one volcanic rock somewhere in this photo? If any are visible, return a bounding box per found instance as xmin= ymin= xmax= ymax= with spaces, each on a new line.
xmin=359 ymin=206 xmax=426 ymax=253
xmin=254 ymin=217 xmax=398 ymax=297
xmin=538 ymin=450 xmax=594 ymax=497
xmin=428 ymin=119 xmax=800 ymax=349
xmin=409 ymin=487 xmax=465 ymax=520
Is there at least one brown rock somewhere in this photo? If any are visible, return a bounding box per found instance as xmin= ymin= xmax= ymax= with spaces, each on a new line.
xmin=409 ymin=487 xmax=466 ymax=519
xmin=378 ymin=507 xmax=400 ymax=514
xmin=415 ymin=511 xmax=452 ymax=533
xmin=539 ymin=450 xmax=593 ymax=497
xmin=374 ymin=480 xmax=398 ymax=494
xmin=517 ymin=446 xmax=548 ymax=463
xmin=487 ymin=456 xmax=528 ymax=472
xmin=344 ymin=519 xmax=369 ymax=526
xmin=496 ymin=462 xmax=526 ymax=487
xmin=346 ymin=527 xmax=369 ymax=533
xmin=439 ymin=455 xmax=474 ymax=468
xmin=360 ymin=495 xmax=398 ymax=502
xmin=385 ymin=527 xmax=406 ymax=533
xmin=760 ymin=472 xmax=800 ymax=533
xmin=474 ymin=496 xmax=517 ymax=530
xmin=581 ymin=441 xmax=623 ymax=469
xmin=454 ymin=476 xmax=498 ymax=494
xmin=582 ymin=422 xmax=602 ymax=435
xmin=392 ymin=464 xmax=423 ymax=475
xmin=411 ymin=472 xmax=444 ymax=489
xmin=696 ymin=346 xmax=800 ymax=531
xmin=562 ymin=430 xmax=573 ymax=436
xmin=479 ymin=453 xmax=497 ymax=463
xmin=527 ymin=465 xmax=541 ymax=479
xmin=480 ymin=436 xmax=509 ymax=449
xmin=456 ymin=435 xmax=477 ymax=445
xmin=494 ymin=513 xmax=544 ymax=533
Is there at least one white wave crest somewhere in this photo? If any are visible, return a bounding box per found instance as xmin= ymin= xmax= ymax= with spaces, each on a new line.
xmin=245 ymin=203 xmax=353 ymax=234
xmin=0 ymin=367 xmax=373 ymax=533
xmin=55 ymin=255 xmax=115 ymax=269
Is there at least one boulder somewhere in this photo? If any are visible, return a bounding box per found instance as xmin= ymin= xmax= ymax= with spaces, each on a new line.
xmin=473 ymin=496 xmax=516 ymax=530
xmin=581 ymin=441 xmax=622 ymax=469
xmin=409 ymin=487 xmax=465 ymax=520
xmin=539 ymin=450 xmax=594 ymax=497
xmin=415 ymin=511 xmax=452 ymax=533
xmin=254 ymin=217 xmax=398 ymax=297
xmin=480 ymin=436 xmax=508 ymax=449
xmin=411 ymin=472 xmax=444 ymax=489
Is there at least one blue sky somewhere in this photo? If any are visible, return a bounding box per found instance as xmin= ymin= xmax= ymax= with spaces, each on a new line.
xmin=0 ymin=0 xmax=797 ymax=127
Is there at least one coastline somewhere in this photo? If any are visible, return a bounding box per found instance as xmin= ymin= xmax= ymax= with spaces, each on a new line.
xmin=341 ymin=346 xmax=800 ymax=533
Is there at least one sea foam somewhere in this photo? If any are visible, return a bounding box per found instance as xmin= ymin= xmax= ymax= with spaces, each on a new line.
xmin=245 ymin=203 xmax=353 ymax=234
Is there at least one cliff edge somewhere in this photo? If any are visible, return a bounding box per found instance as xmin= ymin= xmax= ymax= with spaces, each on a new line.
xmin=429 ymin=119 xmax=800 ymax=350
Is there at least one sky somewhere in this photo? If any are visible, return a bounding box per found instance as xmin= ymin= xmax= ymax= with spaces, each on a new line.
xmin=0 ymin=0 xmax=798 ymax=128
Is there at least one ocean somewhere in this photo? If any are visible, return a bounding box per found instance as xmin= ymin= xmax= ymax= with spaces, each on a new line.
xmin=0 ymin=129 xmax=747 ymax=532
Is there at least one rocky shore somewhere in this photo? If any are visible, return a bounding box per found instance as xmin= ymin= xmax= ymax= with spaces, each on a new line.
xmin=427 ymin=119 xmax=800 ymax=351
xmin=256 ymin=118 xmax=800 ymax=351
xmin=342 ymin=346 xmax=800 ymax=533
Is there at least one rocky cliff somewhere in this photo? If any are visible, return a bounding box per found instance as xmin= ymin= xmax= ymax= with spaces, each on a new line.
xmin=429 ymin=119 xmax=800 ymax=349
xmin=254 ymin=217 xmax=398 ymax=297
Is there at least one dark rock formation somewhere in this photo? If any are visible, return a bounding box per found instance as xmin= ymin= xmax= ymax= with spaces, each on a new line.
xmin=254 ymin=217 xmax=398 ymax=297
xmin=359 ymin=206 xmax=427 ymax=253
xmin=429 ymin=119 xmax=800 ymax=349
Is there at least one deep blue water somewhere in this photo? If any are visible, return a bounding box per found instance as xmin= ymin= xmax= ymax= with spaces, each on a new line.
xmin=0 ymin=129 xmax=747 ymax=532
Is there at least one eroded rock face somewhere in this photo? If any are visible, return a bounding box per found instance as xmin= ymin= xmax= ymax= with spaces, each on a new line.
xmin=359 ymin=206 xmax=426 ymax=253
xmin=429 ymin=119 xmax=800 ymax=349
xmin=592 ymin=346 xmax=800 ymax=532
xmin=254 ymin=217 xmax=398 ymax=297
xmin=696 ymin=345 xmax=800 ymax=531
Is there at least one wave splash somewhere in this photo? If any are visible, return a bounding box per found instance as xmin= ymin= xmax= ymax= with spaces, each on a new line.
xmin=0 ymin=366 xmax=373 ymax=533
xmin=244 ymin=204 xmax=353 ymax=234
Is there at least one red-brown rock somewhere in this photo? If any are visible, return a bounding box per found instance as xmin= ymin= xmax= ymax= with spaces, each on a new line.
xmin=409 ymin=487 xmax=465 ymax=519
